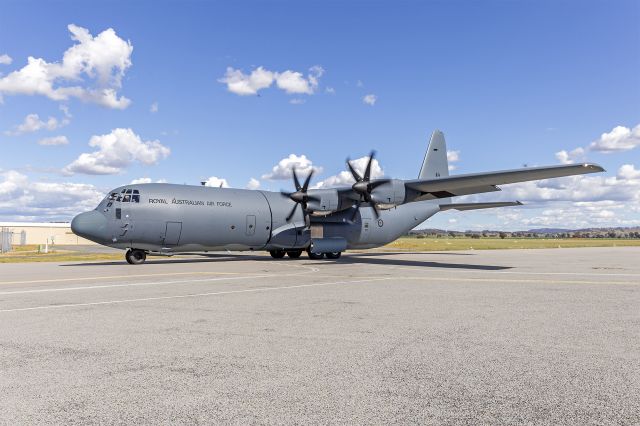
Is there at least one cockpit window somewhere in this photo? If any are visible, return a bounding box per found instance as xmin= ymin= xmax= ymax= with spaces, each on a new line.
xmin=112 ymin=188 xmax=141 ymax=203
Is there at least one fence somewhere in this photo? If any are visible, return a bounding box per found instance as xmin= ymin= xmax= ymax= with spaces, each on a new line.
xmin=0 ymin=227 xmax=13 ymax=253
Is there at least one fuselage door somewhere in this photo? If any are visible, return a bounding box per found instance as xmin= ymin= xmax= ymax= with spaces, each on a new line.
xmin=164 ymin=222 xmax=182 ymax=245
xmin=246 ymin=215 xmax=256 ymax=236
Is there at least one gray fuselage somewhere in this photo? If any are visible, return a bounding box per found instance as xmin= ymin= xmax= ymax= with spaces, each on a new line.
xmin=72 ymin=183 xmax=440 ymax=254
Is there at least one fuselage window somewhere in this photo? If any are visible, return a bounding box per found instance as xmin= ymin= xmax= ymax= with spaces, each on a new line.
xmin=122 ymin=188 xmax=132 ymax=203
xmin=116 ymin=208 xmax=121 ymax=219
xmin=132 ymin=189 xmax=140 ymax=203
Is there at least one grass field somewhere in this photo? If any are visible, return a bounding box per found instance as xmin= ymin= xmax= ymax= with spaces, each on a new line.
xmin=381 ymin=237 xmax=640 ymax=251
xmin=1 ymin=238 xmax=639 ymax=263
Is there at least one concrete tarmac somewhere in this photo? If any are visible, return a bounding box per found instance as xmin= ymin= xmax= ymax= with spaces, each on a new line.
xmin=1 ymin=247 xmax=639 ymax=424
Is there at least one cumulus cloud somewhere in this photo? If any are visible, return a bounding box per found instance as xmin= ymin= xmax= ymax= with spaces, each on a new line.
xmin=0 ymin=24 xmax=133 ymax=109
xmin=313 ymin=156 xmax=384 ymax=189
xmin=38 ymin=135 xmax=69 ymax=146
xmin=130 ymin=177 xmax=167 ymax=184
xmin=202 ymin=176 xmax=229 ymax=188
xmin=0 ymin=54 xmax=12 ymax=65
xmin=0 ymin=170 xmax=104 ymax=221
xmin=219 ymin=65 xmax=323 ymax=97
xmin=363 ymin=94 xmax=377 ymax=106
xmin=5 ymin=113 xmax=69 ymax=135
xmin=555 ymin=147 xmax=585 ymax=164
xmin=590 ymin=124 xmax=640 ymax=153
xmin=246 ymin=178 xmax=260 ymax=190
xmin=447 ymin=150 xmax=460 ymax=171
xmin=262 ymin=154 xmax=322 ymax=180
xmin=63 ymin=128 xmax=170 ymax=175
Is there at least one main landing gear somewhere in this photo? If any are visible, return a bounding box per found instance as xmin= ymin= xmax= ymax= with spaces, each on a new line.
xmin=125 ymin=249 xmax=147 ymax=265
xmin=269 ymin=250 xmax=303 ymax=259
xmin=269 ymin=249 xmax=342 ymax=260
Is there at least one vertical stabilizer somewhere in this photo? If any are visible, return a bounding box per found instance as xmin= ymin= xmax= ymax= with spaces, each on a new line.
xmin=418 ymin=130 xmax=449 ymax=179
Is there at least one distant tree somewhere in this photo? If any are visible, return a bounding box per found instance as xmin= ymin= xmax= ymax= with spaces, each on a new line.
xmin=499 ymin=232 xmax=507 ymax=239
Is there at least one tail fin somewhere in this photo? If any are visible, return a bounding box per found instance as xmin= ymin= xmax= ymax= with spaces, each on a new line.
xmin=418 ymin=130 xmax=449 ymax=179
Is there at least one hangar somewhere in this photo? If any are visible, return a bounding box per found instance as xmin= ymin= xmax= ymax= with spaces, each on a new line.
xmin=0 ymin=222 xmax=95 ymax=248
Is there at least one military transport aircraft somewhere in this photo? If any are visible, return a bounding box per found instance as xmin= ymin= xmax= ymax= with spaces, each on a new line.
xmin=71 ymin=131 xmax=604 ymax=264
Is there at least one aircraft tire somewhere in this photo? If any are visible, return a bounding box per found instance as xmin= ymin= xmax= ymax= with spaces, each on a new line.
xmin=269 ymin=250 xmax=286 ymax=259
xmin=286 ymin=250 xmax=302 ymax=259
xmin=306 ymin=249 xmax=324 ymax=260
xmin=126 ymin=249 xmax=147 ymax=265
xmin=325 ymin=252 xmax=342 ymax=259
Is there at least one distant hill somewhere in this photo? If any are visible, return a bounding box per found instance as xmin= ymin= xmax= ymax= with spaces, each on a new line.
xmin=527 ymin=228 xmax=573 ymax=234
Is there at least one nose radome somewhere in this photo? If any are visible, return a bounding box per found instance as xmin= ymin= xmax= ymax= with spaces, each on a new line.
xmin=71 ymin=211 xmax=109 ymax=242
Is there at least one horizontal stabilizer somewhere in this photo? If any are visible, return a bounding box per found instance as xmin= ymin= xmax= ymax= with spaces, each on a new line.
xmin=440 ymin=201 xmax=523 ymax=211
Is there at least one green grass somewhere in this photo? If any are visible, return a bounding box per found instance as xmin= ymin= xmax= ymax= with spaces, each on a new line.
xmin=0 ymin=245 xmax=122 ymax=263
xmin=381 ymin=237 xmax=640 ymax=251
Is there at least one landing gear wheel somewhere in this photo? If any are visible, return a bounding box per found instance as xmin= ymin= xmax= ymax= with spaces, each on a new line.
xmin=286 ymin=250 xmax=302 ymax=259
xmin=307 ymin=249 xmax=324 ymax=260
xmin=325 ymin=252 xmax=342 ymax=260
xmin=125 ymin=249 xmax=146 ymax=265
xmin=269 ymin=250 xmax=286 ymax=259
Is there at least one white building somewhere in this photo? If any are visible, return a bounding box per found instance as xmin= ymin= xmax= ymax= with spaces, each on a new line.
xmin=0 ymin=222 xmax=96 ymax=246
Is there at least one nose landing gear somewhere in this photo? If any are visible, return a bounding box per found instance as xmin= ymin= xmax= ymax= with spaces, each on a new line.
xmin=125 ymin=249 xmax=147 ymax=264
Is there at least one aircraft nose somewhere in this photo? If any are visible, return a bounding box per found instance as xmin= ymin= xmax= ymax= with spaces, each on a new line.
xmin=71 ymin=210 xmax=110 ymax=243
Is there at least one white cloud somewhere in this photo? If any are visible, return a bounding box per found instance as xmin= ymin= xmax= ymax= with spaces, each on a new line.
xmin=219 ymin=65 xmax=323 ymax=97
xmin=363 ymin=94 xmax=377 ymax=106
xmin=289 ymin=98 xmax=305 ymax=105
xmin=325 ymin=87 xmax=335 ymax=94
xmin=150 ymin=102 xmax=158 ymax=113
xmin=63 ymin=128 xmax=170 ymax=175
xmin=203 ymin=176 xmax=229 ymax=188
xmin=555 ymin=147 xmax=585 ymax=164
xmin=617 ymin=164 xmax=640 ymax=180
xmin=246 ymin=178 xmax=260 ymax=190
xmin=0 ymin=170 xmax=104 ymax=221
xmin=447 ymin=150 xmax=460 ymax=171
xmin=356 ymin=80 xmax=364 ymax=88
xmin=0 ymin=54 xmax=12 ymax=65
xmin=313 ymin=156 xmax=384 ymax=189
xmin=262 ymin=154 xmax=322 ymax=180
xmin=130 ymin=177 xmax=167 ymax=184
xmin=5 ymin=113 xmax=69 ymax=135
xmin=590 ymin=124 xmax=640 ymax=152
xmin=0 ymin=24 xmax=132 ymax=109
xmin=38 ymin=135 xmax=69 ymax=146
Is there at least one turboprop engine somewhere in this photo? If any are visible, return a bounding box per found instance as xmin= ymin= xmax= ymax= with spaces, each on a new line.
xmin=369 ymin=179 xmax=406 ymax=209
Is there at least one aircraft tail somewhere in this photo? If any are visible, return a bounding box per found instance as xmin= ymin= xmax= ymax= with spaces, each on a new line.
xmin=418 ymin=130 xmax=449 ymax=179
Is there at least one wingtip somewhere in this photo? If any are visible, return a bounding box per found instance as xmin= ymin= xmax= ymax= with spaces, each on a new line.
xmin=582 ymin=163 xmax=606 ymax=173
xmin=515 ymin=201 xmax=523 ymax=206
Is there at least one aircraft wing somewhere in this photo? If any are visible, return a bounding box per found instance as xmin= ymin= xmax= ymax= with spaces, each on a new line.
xmin=405 ymin=163 xmax=604 ymax=196
xmin=440 ymin=201 xmax=522 ymax=211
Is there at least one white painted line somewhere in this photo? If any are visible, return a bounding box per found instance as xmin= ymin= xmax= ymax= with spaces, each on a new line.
xmin=0 ymin=277 xmax=394 ymax=313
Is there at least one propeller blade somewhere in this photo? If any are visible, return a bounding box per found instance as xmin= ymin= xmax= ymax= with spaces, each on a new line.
xmin=350 ymin=200 xmax=361 ymax=222
xmin=364 ymin=150 xmax=376 ymax=181
xmin=371 ymin=203 xmax=380 ymax=219
xmin=304 ymin=214 xmax=311 ymax=228
xmin=346 ymin=158 xmax=362 ymax=182
xmin=285 ymin=203 xmax=298 ymax=222
xmin=280 ymin=191 xmax=293 ymax=197
xmin=368 ymin=179 xmax=390 ymax=190
xmin=292 ymin=168 xmax=301 ymax=191
xmin=302 ymin=169 xmax=314 ymax=192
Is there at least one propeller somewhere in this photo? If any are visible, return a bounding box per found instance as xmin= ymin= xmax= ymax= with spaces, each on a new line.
xmin=281 ymin=168 xmax=318 ymax=227
xmin=346 ymin=151 xmax=389 ymax=222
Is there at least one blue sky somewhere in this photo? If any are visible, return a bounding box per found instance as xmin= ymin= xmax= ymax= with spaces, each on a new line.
xmin=1 ymin=0 xmax=639 ymax=230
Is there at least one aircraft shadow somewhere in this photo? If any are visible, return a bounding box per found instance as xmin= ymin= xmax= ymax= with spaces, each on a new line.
xmin=63 ymin=252 xmax=510 ymax=270
xmin=334 ymin=254 xmax=511 ymax=270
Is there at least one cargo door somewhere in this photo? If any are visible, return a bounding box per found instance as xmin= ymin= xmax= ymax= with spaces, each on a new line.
xmin=164 ymin=221 xmax=182 ymax=245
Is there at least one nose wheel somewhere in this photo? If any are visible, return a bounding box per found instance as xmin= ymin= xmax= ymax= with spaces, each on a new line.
xmin=125 ymin=249 xmax=147 ymax=265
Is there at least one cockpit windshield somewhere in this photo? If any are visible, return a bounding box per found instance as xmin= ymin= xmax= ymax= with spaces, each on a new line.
xmin=106 ymin=188 xmax=140 ymax=207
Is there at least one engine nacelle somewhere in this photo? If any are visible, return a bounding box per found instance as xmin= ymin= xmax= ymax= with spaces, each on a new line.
xmin=306 ymin=188 xmax=340 ymax=212
xmin=370 ymin=179 xmax=405 ymax=207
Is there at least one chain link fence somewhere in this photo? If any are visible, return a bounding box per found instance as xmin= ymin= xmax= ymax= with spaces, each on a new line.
xmin=1 ymin=227 xmax=14 ymax=253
